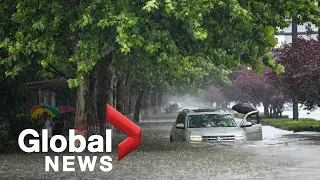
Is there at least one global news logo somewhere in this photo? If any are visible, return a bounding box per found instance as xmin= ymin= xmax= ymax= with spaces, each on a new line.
xmin=17 ymin=105 xmax=141 ymax=172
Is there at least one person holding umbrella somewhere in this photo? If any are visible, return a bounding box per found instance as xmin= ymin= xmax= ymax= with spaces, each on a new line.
xmin=44 ymin=113 xmax=54 ymax=139
xmin=53 ymin=117 xmax=63 ymax=135
xmin=30 ymin=104 xmax=60 ymax=139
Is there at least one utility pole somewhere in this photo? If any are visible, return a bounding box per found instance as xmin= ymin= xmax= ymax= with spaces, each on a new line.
xmin=292 ymin=16 xmax=299 ymax=120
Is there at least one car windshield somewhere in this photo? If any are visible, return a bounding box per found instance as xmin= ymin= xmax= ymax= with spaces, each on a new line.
xmin=187 ymin=114 xmax=237 ymax=128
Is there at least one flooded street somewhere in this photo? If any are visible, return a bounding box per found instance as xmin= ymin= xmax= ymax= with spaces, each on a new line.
xmin=1 ymin=116 xmax=320 ymax=180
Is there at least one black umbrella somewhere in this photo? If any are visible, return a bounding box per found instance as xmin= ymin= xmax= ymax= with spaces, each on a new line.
xmin=232 ymin=103 xmax=257 ymax=114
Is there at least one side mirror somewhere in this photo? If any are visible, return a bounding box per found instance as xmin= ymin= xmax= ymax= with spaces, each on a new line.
xmin=176 ymin=123 xmax=185 ymax=129
xmin=241 ymin=122 xmax=253 ymax=127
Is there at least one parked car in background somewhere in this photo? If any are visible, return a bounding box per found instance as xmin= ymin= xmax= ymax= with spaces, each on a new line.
xmin=165 ymin=102 xmax=182 ymax=113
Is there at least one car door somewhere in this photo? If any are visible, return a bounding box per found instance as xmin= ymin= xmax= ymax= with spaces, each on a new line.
xmin=172 ymin=113 xmax=187 ymax=141
xmin=240 ymin=111 xmax=263 ymax=141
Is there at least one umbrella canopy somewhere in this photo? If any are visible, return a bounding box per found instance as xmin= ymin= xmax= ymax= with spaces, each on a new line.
xmin=57 ymin=106 xmax=75 ymax=114
xmin=232 ymin=103 xmax=257 ymax=114
xmin=30 ymin=104 xmax=59 ymax=119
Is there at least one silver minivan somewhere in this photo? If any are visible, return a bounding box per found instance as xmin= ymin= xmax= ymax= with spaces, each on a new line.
xmin=169 ymin=109 xmax=262 ymax=142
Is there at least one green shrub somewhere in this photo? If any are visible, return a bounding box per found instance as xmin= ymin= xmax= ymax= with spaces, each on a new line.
xmin=0 ymin=114 xmax=45 ymax=152
xmin=262 ymin=118 xmax=320 ymax=132
xmin=9 ymin=114 xmax=44 ymax=140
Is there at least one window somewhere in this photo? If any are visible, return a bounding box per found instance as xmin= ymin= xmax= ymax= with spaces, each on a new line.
xmin=247 ymin=113 xmax=260 ymax=124
xmin=43 ymin=95 xmax=48 ymax=105
xmin=51 ymin=92 xmax=56 ymax=107
xmin=43 ymin=90 xmax=49 ymax=105
xmin=176 ymin=113 xmax=186 ymax=125
xmin=187 ymin=114 xmax=237 ymax=128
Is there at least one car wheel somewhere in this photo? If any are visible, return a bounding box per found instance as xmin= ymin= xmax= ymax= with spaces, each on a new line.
xmin=170 ymin=135 xmax=173 ymax=142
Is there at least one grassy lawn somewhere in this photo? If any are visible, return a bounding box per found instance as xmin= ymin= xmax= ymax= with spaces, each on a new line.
xmin=262 ymin=118 xmax=320 ymax=132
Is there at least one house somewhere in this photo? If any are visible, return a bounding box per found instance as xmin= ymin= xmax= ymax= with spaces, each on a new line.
xmin=28 ymin=79 xmax=69 ymax=106
xmin=275 ymin=20 xmax=319 ymax=48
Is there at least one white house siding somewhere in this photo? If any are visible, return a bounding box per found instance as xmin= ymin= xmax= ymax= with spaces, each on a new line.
xmin=275 ymin=21 xmax=319 ymax=48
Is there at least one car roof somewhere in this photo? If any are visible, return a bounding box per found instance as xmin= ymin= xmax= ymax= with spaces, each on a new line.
xmin=188 ymin=111 xmax=231 ymax=115
xmin=181 ymin=108 xmax=231 ymax=116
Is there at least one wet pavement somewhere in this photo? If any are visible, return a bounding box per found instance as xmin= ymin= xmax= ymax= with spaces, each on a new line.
xmin=1 ymin=116 xmax=320 ymax=180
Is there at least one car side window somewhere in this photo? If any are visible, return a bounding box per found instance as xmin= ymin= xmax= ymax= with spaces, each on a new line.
xmin=249 ymin=114 xmax=260 ymax=124
xmin=176 ymin=113 xmax=186 ymax=125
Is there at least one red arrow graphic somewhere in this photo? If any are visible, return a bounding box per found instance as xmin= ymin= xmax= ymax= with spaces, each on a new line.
xmin=106 ymin=104 xmax=141 ymax=160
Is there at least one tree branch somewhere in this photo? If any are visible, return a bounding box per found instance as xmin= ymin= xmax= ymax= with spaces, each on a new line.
xmin=48 ymin=64 xmax=71 ymax=79
xmin=35 ymin=63 xmax=69 ymax=79
xmin=99 ymin=46 xmax=116 ymax=58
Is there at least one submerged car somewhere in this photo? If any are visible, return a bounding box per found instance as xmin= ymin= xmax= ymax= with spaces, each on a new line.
xmin=169 ymin=108 xmax=262 ymax=142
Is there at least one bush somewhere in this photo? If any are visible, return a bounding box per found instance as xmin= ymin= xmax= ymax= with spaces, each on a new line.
xmin=0 ymin=114 xmax=44 ymax=152
xmin=262 ymin=118 xmax=320 ymax=132
xmin=8 ymin=114 xmax=44 ymax=140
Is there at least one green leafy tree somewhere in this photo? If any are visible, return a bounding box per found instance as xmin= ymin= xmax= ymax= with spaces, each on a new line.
xmin=2 ymin=0 xmax=320 ymax=137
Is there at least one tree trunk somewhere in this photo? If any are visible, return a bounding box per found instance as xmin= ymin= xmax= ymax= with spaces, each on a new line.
xmin=151 ymin=91 xmax=157 ymax=115
xmin=263 ymin=102 xmax=269 ymax=117
xmin=87 ymin=67 xmax=100 ymax=137
xmin=223 ymin=102 xmax=228 ymax=109
xmin=96 ymin=53 xmax=114 ymax=135
xmin=123 ymin=81 xmax=132 ymax=115
xmin=273 ymin=106 xmax=278 ymax=118
xmin=74 ymin=66 xmax=99 ymax=145
xmin=131 ymin=87 xmax=137 ymax=113
xmin=292 ymin=15 xmax=299 ymax=120
xmin=269 ymin=106 xmax=273 ymax=118
xmin=133 ymin=90 xmax=145 ymax=123
xmin=123 ymin=84 xmax=128 ymax=114
xmin=158 ymin=91 xmax=163 ymax=113
xmin=319 ymin=2 xmax=320 ymax=37
xmin=146 ymin=89 xmax=152 ymax=117
xmin=293 ymin=99 xmax=299 ymax=120
xmin=112 ymin=78 xmax=117 ymax=108
xmin=128 ymin=86 xmax=134 ymax=114
xmin=116 ymin=78 xmax=125 ymax=114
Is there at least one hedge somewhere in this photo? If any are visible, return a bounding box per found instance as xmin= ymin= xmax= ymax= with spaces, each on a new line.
xmin=262 ymin=118 xmax=320 ymax=132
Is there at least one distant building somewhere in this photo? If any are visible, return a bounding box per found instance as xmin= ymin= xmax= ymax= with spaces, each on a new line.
xmin=28 ymin=79 xmax=69 ymax=106
xmin=275 ymin=20 xmax=319 ymax=48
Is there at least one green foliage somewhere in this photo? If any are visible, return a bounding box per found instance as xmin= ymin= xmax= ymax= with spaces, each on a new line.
xmin=9 ymin=114 xmax=44 ymax=141
xmin=1 ymin=0 xmax=320 ymax=92
xmin=262 ymin=118 xmax=320 ymax=132
xmin=0 ymin=63 xmax=40 ymax=121
xmin=0 ymin=114 xmax=44 ymax=152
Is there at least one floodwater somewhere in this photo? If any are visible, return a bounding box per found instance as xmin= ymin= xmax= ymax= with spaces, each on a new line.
xmin=1 ymin=115 xmax=320 ymax=180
